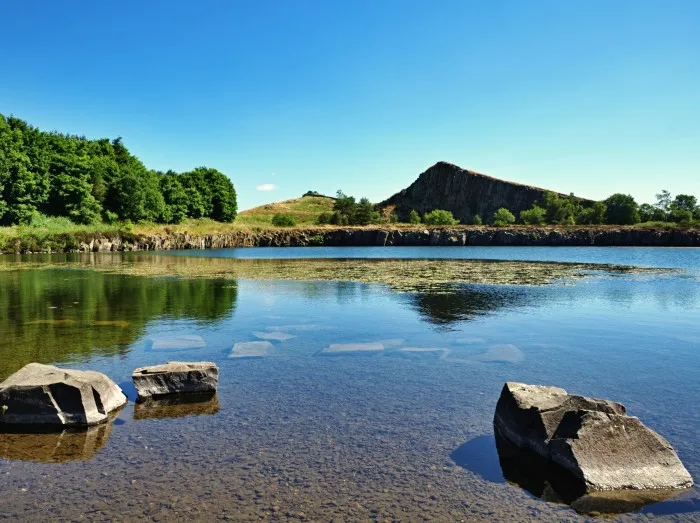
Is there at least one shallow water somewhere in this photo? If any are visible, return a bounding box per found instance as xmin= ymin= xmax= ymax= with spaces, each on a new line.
xmin=0 ymin=247 xmax=699 ymax=521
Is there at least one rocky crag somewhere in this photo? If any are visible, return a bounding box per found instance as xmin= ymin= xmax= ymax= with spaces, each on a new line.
xmin=3 ymin=226 xmax=699 ymax=254
xmin=380 ymin=161 xmax=593 ymax=223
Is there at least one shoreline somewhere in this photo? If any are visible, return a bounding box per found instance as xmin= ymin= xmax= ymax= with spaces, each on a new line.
xmin=1 ymin=225 xmax=699 ymax=254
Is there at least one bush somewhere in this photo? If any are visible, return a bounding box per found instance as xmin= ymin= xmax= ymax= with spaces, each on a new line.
xmin=303 ymin=190 xmax=322 ymax=197
xmin=423 ymin=209 xmax=459 ymax=226
xmin=670 ymin=209 xmax=694 ymax=225
xmin=472 ymin=214 xmax=483 ymax=225
xmin=605 ymin=193 xmax=640 ymax=225
xmin=493 ymin=208 xmax=515 ymax=227
xmin=271 ymin=213 xmax=296 ymax=227
xmin=519 ymin=205 xmax=547 ymax=225
xmin=316 ymin=212 xmax=333 ymax=225
xmin=408 ymin=210 xmax=421 ymax=224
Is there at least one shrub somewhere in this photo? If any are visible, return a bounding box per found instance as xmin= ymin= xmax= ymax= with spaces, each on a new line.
xmin=472 ymin=214 xmax=483 ymax=225
xmin=493 ymin=208 xmax=515 ymax=227
xmin=271 ymin=213 xmax=296 ymax=227
xmin=423 ymin=209 xmax=459 ymax=226
xmin=316 ymin=212 xmax=332 ymax=225
xmin=408 ymin=210 xmax=421 ymax=224
xmin=605 ymin=194 xmax=640 ymax=225
xmin=519 ymin=205 xmax=547 ymax=225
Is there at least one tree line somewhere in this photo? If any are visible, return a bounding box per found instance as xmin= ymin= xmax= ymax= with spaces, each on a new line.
xmin=0 ymin=113 xmax=237 ymax=226
xmin=405 ymin=190 xmax=699 ymax=227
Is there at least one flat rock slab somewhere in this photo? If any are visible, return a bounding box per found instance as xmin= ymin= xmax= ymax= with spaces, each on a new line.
xmin=494 ymin=382 xmax=694 ymax=492
xmin=0 ymin=363 xmax=127 ymax=427
xmin=317 ymin=342 xmax=384 ymax=356
xmin=132 ymin=362 xmax=218 ymax=400
xmin=252 ymin=331 xmax=296 ymax=341
xmin=150 ymin=335 xmax=206 ymax=351
xmin=230 ymin=341 xmax=274 ymax=358
xmin=385 ymin=348 xmax=449 ymax=359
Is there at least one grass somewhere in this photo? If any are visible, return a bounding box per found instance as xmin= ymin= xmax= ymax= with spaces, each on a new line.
xmin=236 ymin=195 xmax=336 ymax=227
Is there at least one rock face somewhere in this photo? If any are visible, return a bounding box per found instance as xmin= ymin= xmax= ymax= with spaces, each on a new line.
xmin=493 ymin=382 xmax=694 ymax=492
xmin=380 ymin=161 xmax=593 ymax=223
xmin=0 ymin=363 xmax=127 ymax=427
xmin=132 ymin=362 xmax=218 ymax=400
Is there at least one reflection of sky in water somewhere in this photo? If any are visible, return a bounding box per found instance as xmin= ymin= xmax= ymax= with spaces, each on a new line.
xmin=1 ymin=248 xmax=700 ymax=520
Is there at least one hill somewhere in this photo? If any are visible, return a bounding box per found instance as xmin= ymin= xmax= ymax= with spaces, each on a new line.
xmin=237 ymin=195 xmax=335 ymax=226
xmin=380 ymin=161 xmax=593 ymax=223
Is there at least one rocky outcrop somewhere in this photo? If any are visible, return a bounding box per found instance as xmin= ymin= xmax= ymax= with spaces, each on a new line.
xmin=380 ymin=162 xmax=594 ymax=223
xmin=5 ymin=226 xmax=700 ymax=254
xmin=0 ymin=363 xmax=127 ymax=427
xmin=493 ymin=382 xmax=694 ymax=492
xmin=132 ymin=362 xmax=219 ymax=400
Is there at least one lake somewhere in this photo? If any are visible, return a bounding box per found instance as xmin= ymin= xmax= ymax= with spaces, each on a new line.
xmin=0 ymin=247 xmax=699 ymax=521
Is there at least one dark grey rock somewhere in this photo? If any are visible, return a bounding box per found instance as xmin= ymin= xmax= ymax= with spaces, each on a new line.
xmin=132 ymin=361 xmax=219 ymax=400
xmin=493 ymin=382 xmax=693 ymax=492
xmin=0 ymin=363 xmax=127 ymax=427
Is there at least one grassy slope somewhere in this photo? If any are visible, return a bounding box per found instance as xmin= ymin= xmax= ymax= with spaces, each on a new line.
xmin=235 ymin=195 xmax=335 ymax=226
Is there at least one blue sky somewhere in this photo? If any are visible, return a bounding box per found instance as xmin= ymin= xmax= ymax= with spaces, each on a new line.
xmin=1 ymin=1 xmax=698 ymax=210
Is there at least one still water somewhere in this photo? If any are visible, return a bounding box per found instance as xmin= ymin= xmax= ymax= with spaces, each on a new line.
xmin=0 ymin=247 xmax=699 ymax=521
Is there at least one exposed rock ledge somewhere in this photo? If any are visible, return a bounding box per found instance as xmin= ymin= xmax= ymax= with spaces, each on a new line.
xmin=5 ymin=226 xmax=700 ymax=254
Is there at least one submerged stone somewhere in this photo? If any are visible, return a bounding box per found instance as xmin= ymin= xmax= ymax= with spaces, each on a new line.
xmin=386 ymin=347 xmax=449 ymax=359
xmin=230 ymin=341 xmax=274 ymax=358
xmin=132 ymin=361 xmax=218 ymax=400
xmin=0 ymin=363 xmax=127 ymax=427
xmin=253 ymin=331 xmax=296 ymax=341
xmin=150 ymin=335 xmax=206 ymax=351
xmin=493 ymin=382 xmax=693 ymax=492
xmin=474 ymin=344 xmax=524 ymax=363
xmin=317 ymin=342 xmax=384 ymax=356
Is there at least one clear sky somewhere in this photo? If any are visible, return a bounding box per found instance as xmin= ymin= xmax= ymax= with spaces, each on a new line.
xmin=1 ymin=1 xmax=698 ymax=210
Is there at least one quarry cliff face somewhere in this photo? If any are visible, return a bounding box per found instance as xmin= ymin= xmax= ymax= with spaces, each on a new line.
xmin=381 ymin=162 xmax=591 ymax=223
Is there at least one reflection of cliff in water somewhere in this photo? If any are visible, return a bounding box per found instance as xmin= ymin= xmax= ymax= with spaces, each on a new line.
xmin=0 ymin=422 xmax=115 ymax=463
xmin=0 ymin=270 xmax=238 ymax=378
xmin=404 ymin=286 xmax=528 ymax=326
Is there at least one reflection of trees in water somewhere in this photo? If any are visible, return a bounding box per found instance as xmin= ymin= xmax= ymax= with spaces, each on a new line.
xmin=404 ymin=286 xmax=528 ymax=327
xmin=0 ymin=270 xmax=238 ymax=378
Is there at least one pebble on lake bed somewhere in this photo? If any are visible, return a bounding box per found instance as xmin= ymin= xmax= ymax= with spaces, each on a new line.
xmin=132 ymin=362 xmax=218 ymax=401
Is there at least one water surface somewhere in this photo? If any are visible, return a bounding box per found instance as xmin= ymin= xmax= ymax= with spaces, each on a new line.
xmin=0 ymin=247 xmax=698 ymax=521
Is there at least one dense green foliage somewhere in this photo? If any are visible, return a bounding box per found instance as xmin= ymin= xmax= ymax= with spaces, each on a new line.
xmin=519 ymin=205 xmax=547 ymax=225
xmin=271 ymin=213 xmax=297 ymax=227
xmin=0 ymin=114 xmax=237 ymax=225
xmin=315 ymin=191 xmax=382 ymax=225
xmin=408 ymin=209 xmax=422 ymax=224
xmin=604 ymin=193 xmax=640 ymax=225
xmin=423 ymin=209 xmax=459 ymax=226
xmin=493 ymin=208 xmax=516 ymax=227
xmin=472 ymin=214 xmax=483 ymax=225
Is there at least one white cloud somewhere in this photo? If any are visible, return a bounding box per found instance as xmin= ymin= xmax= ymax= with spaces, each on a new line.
xmin=257 ymin=183 xmax=278 ymax=191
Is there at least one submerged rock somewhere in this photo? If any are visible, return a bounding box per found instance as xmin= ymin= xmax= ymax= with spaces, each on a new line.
xmin=229 ymin=341 xmax=274 ymax=358
xmin=0 ymin=363 xmax=127 ymax=427
xmin=132 ymin=361 xmax=219 ymax=400
xmin=493 ymin=382 xmax=693 ymax=492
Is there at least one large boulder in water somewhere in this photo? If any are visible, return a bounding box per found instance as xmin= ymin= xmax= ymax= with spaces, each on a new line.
xmin=132 ymin=361 xmax=218 ymax=400
xmin=0 ymin=363 xmax=127 ymax=427
xmin=494 ymin=382 xmax=693 ymax=491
